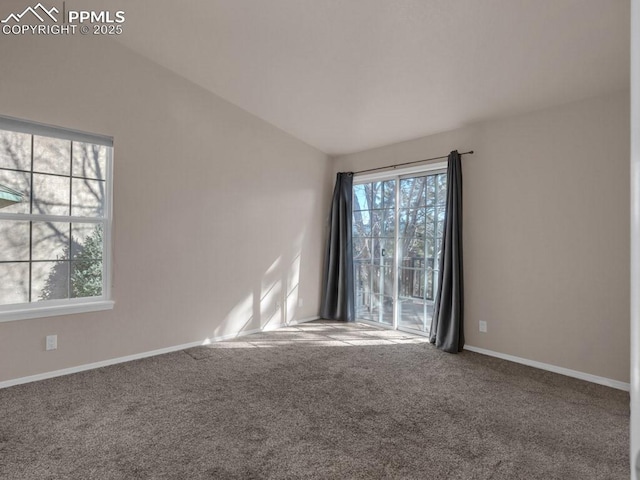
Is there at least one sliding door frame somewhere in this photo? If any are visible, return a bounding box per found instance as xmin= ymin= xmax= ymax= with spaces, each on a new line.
xmin=353 ymin=160 xmax=447 ymax=336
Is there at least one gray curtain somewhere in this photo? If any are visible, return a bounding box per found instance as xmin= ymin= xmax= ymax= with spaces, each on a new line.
xmin=320 ymin=172 xmax=355 ymax=322
xmin=430 ymin=151 xmax=464 ymax=352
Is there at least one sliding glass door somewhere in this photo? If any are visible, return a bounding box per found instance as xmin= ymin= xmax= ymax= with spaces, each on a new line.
xmin=352 ymin=170 xmax=447 ymax=335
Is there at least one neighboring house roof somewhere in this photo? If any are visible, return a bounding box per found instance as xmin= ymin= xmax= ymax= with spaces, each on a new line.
xmin=0 ymin=184 xmax=23 ymax=209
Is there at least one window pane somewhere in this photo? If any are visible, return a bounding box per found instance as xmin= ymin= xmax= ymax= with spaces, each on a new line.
xmin=370 ymin=265 xmax=380 ymax=294
xmin=426 ymin=266 xmax=435 ymax=300
xmin=426 ymin=175 xmax=436 ymax=207
xmin=0 ymin=169 xmax=30 ymax=214
xmin=0 ymin=131 xmax=31 ymax=171
xmin=72 ymin=142 xmax=107 ymax=180
xmin=414 ymin=269 xmax=426 ymax=297
xmin=353 ymin=237 xmax=372 ymax=261
xmin=383 ymin=180 xmax=395 ymax=209
xmin=71 ymin=224 xmax=103 ymax=260
xmin=71 ymin=260 xmax=103 ymax=298
xmin=375 ymin=295 xmax=393 ymax=325
xmin=372 ymin=182 xmax=383 ymax=209
xmin=426 ymin=239 xmax=435 ymax=259
xmin=0 ymin=263 xmax=29 ymax=305
xmin=398 ymin=297 xmax=430 ymax=333
xmin=400 ymin=177 xmax=425 ymax=208
xmin=399 ymin=208 xmax=426 ymax=238
xmin=32 ymin=173 xmax=70 ymax=216
xmin=399 ymin=267 xmax=423 ymax=298
xmin=370 ymin=266 xmax=394 ymax=297
xmin=353 ymin=210 xmax=370 ymax=237
xmin=356 ymin=290 xmax=373 ymax=321
xmin=425 ymin=207 xmax=435 ymax=225
xmin=354 ymin=263 xmax=371 ymax=294
xmin=370 ymin=210 xmax=383 ymax=238
xmin=33 ymin=136 xmax=70 ymax=176
xmin=71 ymin=178 xmax=104 ymax=217
xmin=381 ymin=267 xmax=393 ymax=295
xmin=353 ymin=184 xmax=370 ymax=211
xmin=0 ymin=221 xmax=30 ymax=262
xmin=425 ymin=218 xmax=435 ymax=240
xmin=375 ymin=238 xmax=395 ymax=266
xmin=33 ymin=260 xmax=69 ymax=301
xmin=383 ymin=209 xmax=395 ymax=237
xmin=401 ymin=238 xmax=424 ymax=263
xmin=32 ymin=222 xmax=69 ymax=261
xmin=437 ymin=174 xmax=447 ymax=205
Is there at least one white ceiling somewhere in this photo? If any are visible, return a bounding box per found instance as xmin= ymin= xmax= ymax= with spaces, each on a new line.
xmin=111 ymin=0 xmax=629 ymax=155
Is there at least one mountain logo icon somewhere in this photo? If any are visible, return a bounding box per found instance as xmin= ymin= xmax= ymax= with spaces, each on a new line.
xmin=1 ymin=3 xmax=59 ymax=23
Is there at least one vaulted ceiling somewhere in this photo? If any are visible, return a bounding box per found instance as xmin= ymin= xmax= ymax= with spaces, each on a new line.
xmin=111 ymin=0 xmax=629 ymax=155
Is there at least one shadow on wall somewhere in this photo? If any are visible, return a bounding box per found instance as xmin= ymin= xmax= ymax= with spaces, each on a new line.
xmin=206 ymin=231 xmax=309 ymax=342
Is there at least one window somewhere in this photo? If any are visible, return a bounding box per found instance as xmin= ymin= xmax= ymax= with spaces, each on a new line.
xmin=0 ymin=116 xmax=113 ymax=322
xmin=352 ymin=165 xmax=447 ymax=335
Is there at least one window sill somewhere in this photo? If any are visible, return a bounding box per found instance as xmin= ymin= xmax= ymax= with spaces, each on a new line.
xmin=0 ymin=300 xmax=114 ymax=323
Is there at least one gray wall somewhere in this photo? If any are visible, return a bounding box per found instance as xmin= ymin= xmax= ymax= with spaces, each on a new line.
xmin=0 ymin=34 xmax=331 ymax=382
xmin=334 ymin=91 xmax=630 ymax=383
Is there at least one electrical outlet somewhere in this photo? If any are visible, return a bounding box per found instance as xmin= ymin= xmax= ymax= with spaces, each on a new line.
xmin=46 ymin=335 xmax=57 ymax=351
xmin=479 ymin=321 xmax=487 ymax=333
xmin=298 ymin=298 xmax=304 ymax=307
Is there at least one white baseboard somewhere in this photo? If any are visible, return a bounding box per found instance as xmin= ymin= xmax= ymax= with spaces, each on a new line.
xmin=287 ymin=316 xmax=320 ymax=326
xmin=0 ymin=316 xmax=320 ymax=390
xmin=464 ymin=345 xmax=630 ymax=392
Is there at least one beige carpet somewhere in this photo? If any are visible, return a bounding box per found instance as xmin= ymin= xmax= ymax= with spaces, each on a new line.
xmin=0 ymin=320 xmax=629 ymax=479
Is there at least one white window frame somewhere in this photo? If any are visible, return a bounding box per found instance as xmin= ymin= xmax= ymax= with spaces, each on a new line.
xmin=353 ymin=161 xmax=447 ymax=185
xmin=0 ymin=115 xmax=114 ymax=322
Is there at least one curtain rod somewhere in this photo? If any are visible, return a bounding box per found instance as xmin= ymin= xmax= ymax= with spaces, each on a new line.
xmin=353 ymin=150 xmax=474 ymax=175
